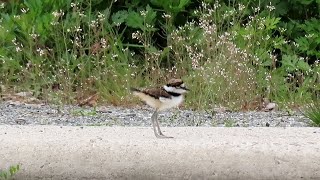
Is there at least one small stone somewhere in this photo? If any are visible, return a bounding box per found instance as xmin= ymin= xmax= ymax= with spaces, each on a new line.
xmin=213 ymin=106 xmax=231 ymax=113
xmin=96 ymin=106 xmax=112 ymax=113
xmin=15 ymin=91 xmax=33 ymax=97
xmin=15 ymin=118 xmax=26 ymax=125
xmin=266 ymin=122 xmax=270 ymax=127
xmin=263 ymin=102 xmax=277 ymax=112
xmin=8 ymin=100 xmax=22 ymax=106
xmin=126 ymin=113 xmax=136 ymax=117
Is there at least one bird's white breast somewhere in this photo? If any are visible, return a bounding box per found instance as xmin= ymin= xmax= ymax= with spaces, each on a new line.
xmin=159 ymin=95 xmax=184 ymax=111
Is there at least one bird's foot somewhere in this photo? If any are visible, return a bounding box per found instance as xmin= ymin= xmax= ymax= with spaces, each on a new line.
xmin=156 ymin=134 xmax=174 ymax=139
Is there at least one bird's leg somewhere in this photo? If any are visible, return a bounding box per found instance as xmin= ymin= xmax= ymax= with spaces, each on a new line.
xmin=153 ymin=110 xmax=173 ymax=139
xmin=151 ymin=111 xmax=162 ymax=138
xmin=154 ymin=111 xmax=164 ymax=135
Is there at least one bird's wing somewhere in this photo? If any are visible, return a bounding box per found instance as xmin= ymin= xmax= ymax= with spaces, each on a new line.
xmin=142 ymin=87 xmax=171 ymax=99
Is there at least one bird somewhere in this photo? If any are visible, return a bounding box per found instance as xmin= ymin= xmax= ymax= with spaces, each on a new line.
xmin=131 ymin=78 xmax=189 ymax=138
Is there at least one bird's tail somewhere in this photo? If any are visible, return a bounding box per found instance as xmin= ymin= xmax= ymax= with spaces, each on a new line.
xmin=130 ymin=87 xmax=142 ymax=97
xmin=130 ymin=87 xmax=140 ymax=92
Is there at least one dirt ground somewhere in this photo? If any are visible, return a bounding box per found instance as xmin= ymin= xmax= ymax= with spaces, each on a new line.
xmin=0 ymin=126 xmax=320 ymax=179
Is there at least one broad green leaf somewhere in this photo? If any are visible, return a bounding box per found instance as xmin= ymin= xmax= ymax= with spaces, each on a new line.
xmin=150 ymin=0 xmax=189 ymax=14
xmin=299 ymin=0 xmax=314 ymax=5
xmin=274 ymin=1 xmax=289 ymax=16
xmin=178 ymin=0 xmax=191 ymax=9
xmin=281 ymin=55 xmax=297 ymax=72
xmin=150 ymin=0 xmax=171 ymax=11
xmin=295 ymin=37 xmax=309 ymax=52
xmin=265 ymin=17 xmax=280 ymax=30
xmin=297 ymin=59 xmax=311 ymax=71
xmin=112 ymin=10 xmax=128 ymax=26
xmin=145 ymin=5 xmax=157 ymax=26
xmin=125 ymin=11 xmax=143 ymax=29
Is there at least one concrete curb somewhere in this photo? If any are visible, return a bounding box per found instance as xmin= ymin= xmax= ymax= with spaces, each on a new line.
xmin=0 ymin=126 xmax=320 ymax=179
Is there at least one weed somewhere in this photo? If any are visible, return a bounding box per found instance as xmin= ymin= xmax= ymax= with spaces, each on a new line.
xmin=167 ymin=109 xmax=181 ymax=124
xmin=0 ymin=164 xmax=20 ymax=180
xmin=186 ymin=113 xmax=205 ymax=126
xmin=210 ymin=118 xmax=218 ymax=127
xmin=71 ymin=107 xmax=97 ymax=116
xmin=224 ymin=119 xmax=235 ymax=127
xmin=302 ymin=101 xmax=320 ymax=127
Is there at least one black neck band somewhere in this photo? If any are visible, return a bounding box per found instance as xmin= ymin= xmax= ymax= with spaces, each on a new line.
xmin=167 ymin=91 xmax=181 ymax=97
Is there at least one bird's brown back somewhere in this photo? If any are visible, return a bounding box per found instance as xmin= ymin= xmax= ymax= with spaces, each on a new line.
xmin=141 ymin=87 xmax=171 ymax=99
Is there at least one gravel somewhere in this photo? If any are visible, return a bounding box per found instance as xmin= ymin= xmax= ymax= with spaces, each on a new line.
xmin=0 ymin=101 xmax=312 ymax=127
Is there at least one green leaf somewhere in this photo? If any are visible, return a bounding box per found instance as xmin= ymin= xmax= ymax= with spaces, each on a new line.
xmin=145 ymin=5 xmax=157 ymax=26
xmin=296 ymin=59 xmax=310 ymax=71
xmin=125 ymin=11 xmax=143 ymax=29
xmin=274 ymin=1 xmax=289 ymax=16
xmin=150 ymin=0 xmax=171 ymax=10
xmin=281 ymin=55 xmax=297 ymax=72
xmin=299 ymin=0 xmax=314 ymax=5
xmin=150 ymin=0 xmax=189 ymax=14
xmin=281 ymin=54 xmax=311 ymax=72
xmin=295 ymin=37 xmax=309 ymax=52
xmin=112 ymin=10 xmax=128 ymax=26
xmin=265 ymin=17 xmax=280 ymax=30
xmin=160 ymin=46 xmax=170 ymax=59
xmin=178 ymin=0 xmax=191 ymax=9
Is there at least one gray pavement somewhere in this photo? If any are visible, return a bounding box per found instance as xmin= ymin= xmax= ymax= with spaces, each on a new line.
xmin=0 ymin=126 xmax=320 ymax=179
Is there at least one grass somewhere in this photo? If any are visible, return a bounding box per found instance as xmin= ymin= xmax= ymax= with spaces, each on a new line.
xmin=71 ymin=108 xmax=98 ymax=116
xmin=0 ymin=165 xmax=20 ymax=180
xmin=224 ymin=119 xmax=236 ymax=127
xmin=0 ymin=1 xmax=319 ymax=111
xmin=303 ymin=101 xmax=320 ymax=127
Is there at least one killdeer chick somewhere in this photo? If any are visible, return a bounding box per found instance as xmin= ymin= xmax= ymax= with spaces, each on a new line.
xmin=131 ymin=78 xmax=189 ymax=138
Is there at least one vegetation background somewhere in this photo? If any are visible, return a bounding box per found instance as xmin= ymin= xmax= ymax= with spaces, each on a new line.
xmin=0 ymin=0 xmax=319 ymax=111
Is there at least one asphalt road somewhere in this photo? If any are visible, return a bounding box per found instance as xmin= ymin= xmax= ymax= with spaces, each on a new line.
xmin=0 ymin=126 xmax=320 ymax=179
